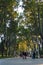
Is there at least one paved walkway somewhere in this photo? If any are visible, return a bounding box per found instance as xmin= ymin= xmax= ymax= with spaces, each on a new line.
xmin=0 ymin=57 xmax=43 ymax=65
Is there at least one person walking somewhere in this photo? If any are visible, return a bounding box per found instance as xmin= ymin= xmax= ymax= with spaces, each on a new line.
xmin=32 ymin=50 xmax=35 ymax=59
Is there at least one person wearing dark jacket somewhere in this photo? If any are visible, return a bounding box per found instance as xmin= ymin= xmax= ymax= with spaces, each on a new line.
xmin=32 ymin=51 xmax=35 ymax=59
xmin=22 ymin=51 xmax=27 ymax=59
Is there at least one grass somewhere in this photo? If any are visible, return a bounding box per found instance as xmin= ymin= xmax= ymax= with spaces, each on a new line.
xmin=0 ymin=55 xmax=15 ymax=59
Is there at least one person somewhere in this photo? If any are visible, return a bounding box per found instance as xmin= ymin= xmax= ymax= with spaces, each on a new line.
xmin=22 ymin=51 xmax=27 ymax=59
xmin=32 ymin=50 xmax=35 ymax=59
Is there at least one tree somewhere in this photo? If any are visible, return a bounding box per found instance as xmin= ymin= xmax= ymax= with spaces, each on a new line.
xmin=0 ymin=0 xmax=18 ymax=56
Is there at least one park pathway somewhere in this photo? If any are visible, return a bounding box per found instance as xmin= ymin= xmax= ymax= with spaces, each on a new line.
xmin=0 ymin=57 xmax=43 ymax=65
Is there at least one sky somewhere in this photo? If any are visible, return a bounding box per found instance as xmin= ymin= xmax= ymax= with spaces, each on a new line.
xmin=14 ymin=0 xmax=24 ymax=16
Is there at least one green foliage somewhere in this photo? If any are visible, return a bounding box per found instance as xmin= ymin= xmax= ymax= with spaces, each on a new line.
xmin=0 ymin=0 xmax=43 ymax=57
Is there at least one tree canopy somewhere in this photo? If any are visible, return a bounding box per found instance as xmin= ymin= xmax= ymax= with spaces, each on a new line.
xmin=0 ymin=0 xmax=43 ymax=57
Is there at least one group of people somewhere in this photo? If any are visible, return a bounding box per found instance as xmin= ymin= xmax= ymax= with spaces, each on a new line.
xmin=20 ymin=50 xmax=36 ymax=59
xmin=22 ymin=52 xmax=28 ymax=59
xmin=20 ymin=51 xmax=28 ymax=59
